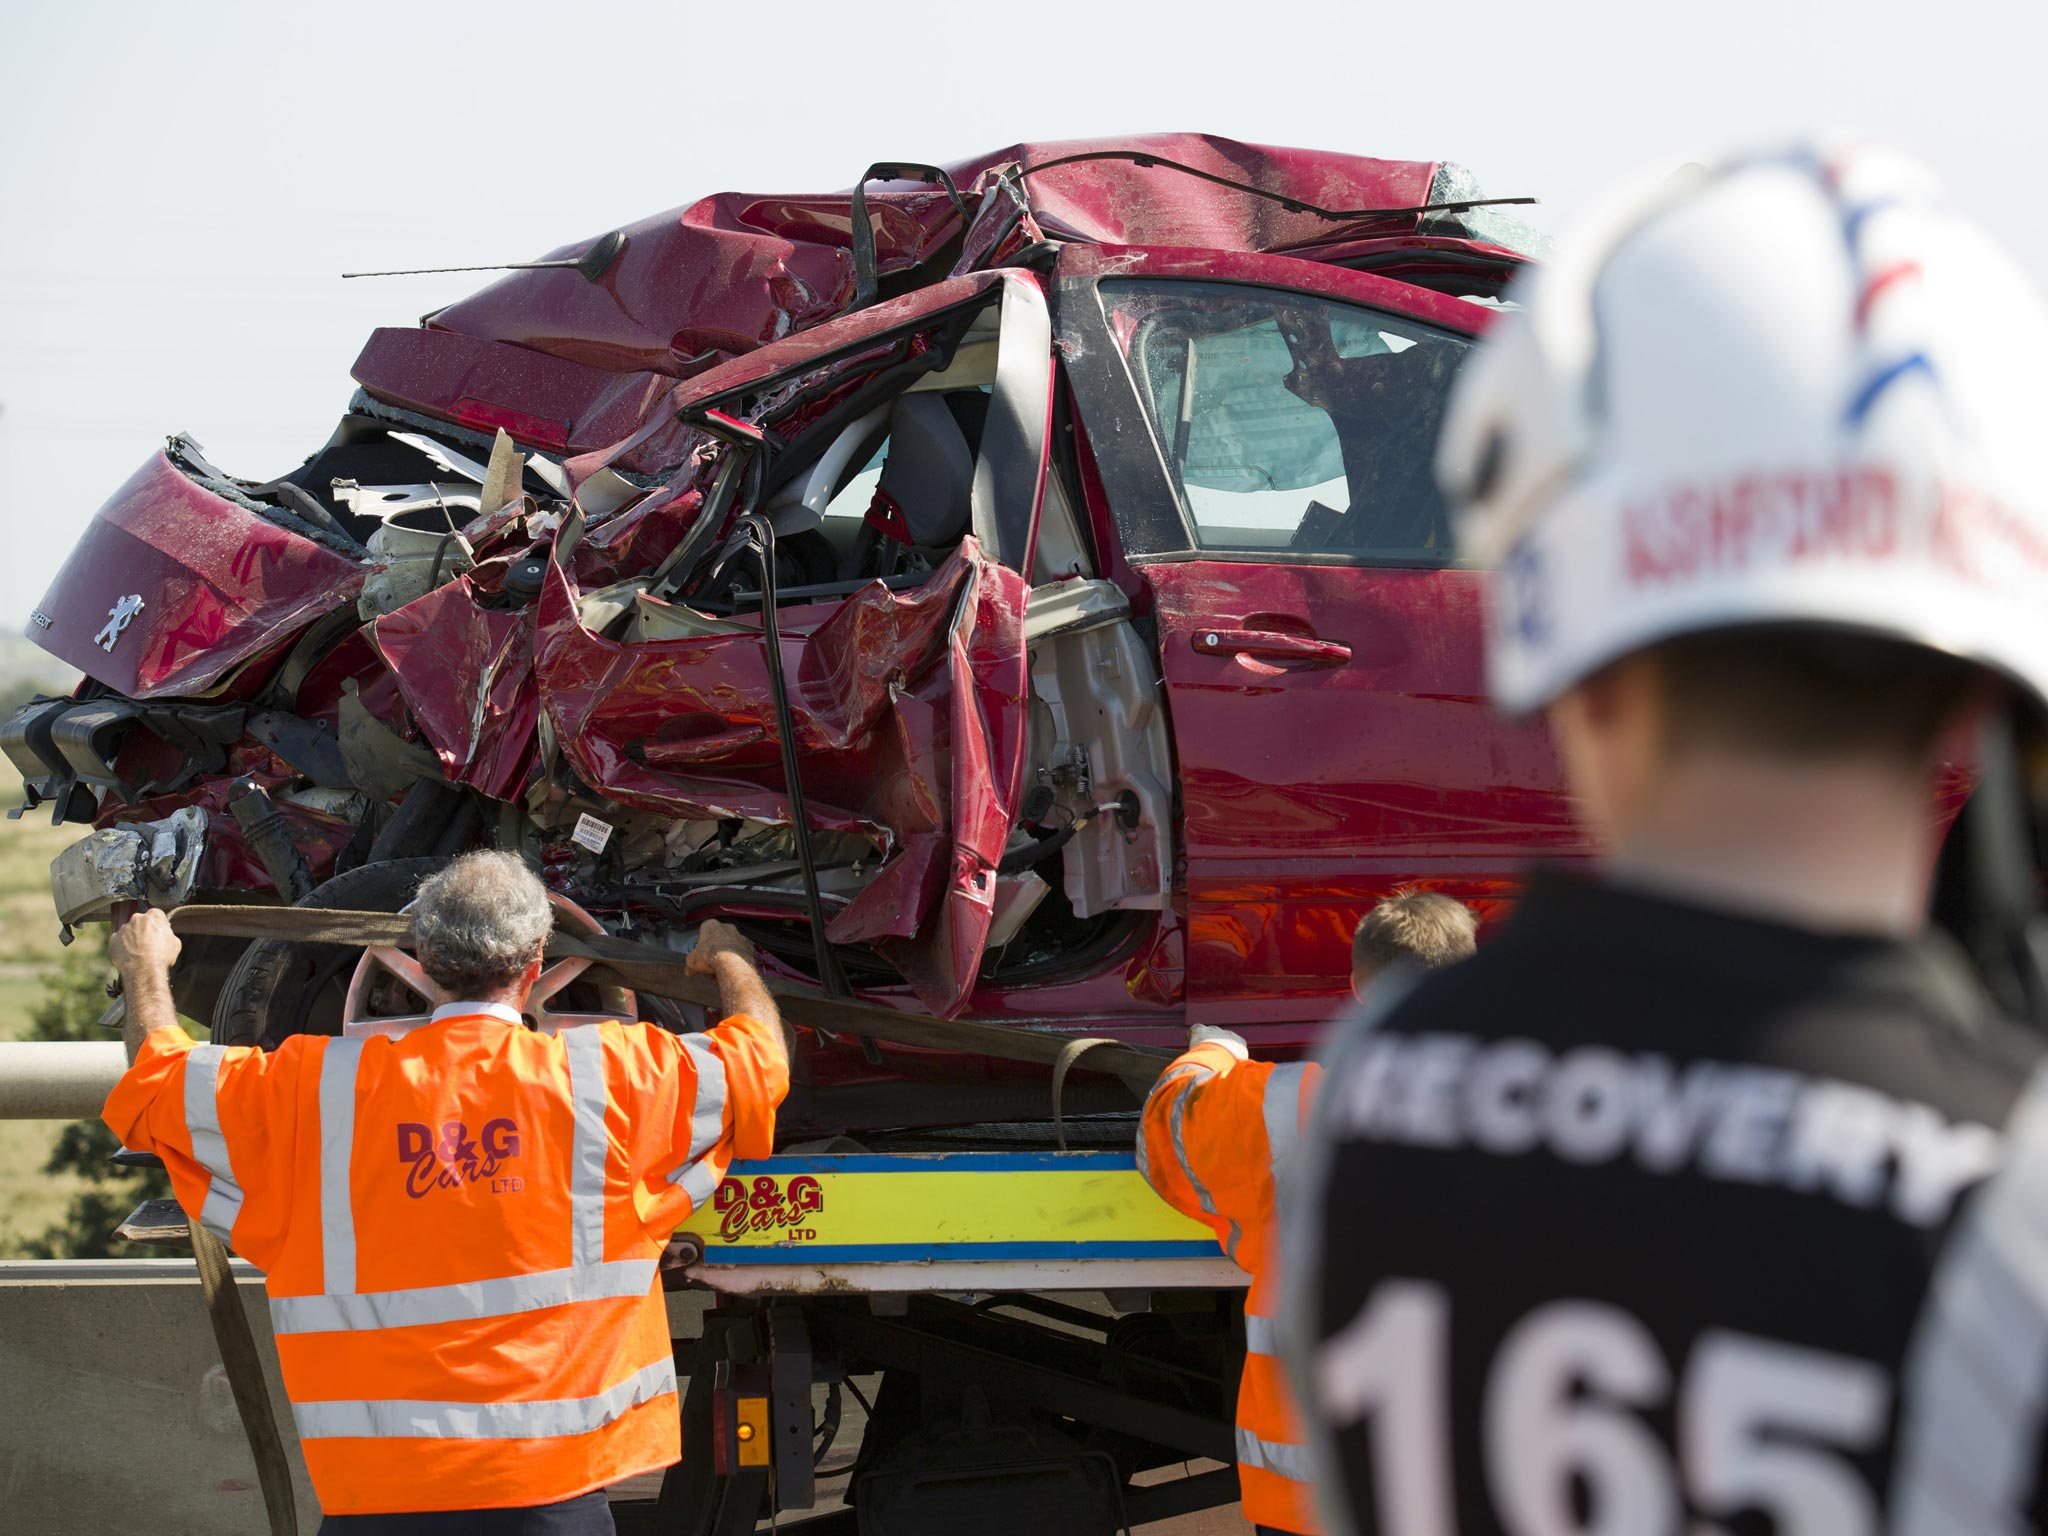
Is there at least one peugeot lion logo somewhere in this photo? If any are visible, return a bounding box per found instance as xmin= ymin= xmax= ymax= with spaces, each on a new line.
xmin=94 ymin=594 xmax=146 ymax=653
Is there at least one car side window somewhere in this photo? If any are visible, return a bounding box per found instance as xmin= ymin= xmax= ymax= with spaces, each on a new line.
xmin=1103 ymin=281 xmax=1472 ymax=563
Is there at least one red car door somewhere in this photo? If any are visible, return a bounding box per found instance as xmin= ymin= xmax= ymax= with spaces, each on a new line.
xmin=1056 ymin=250 xmax=1587 ymax=1037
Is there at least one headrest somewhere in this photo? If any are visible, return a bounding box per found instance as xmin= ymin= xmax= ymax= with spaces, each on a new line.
xmin=877 ymin=393 xmax=974 ymax=547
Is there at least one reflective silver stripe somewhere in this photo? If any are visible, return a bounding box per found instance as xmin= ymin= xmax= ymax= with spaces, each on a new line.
xmin=1894 ymin=1062 xmax=2048 ymax=1535
xmin=1136 ymin=1063 xmax=1210 ymax=1189
xmin=1263 ymin=1061 xmax=1310 ymax=1205
xmin=318 ymin=1038 xmax=365 ymax=1295
xmin=197 ymin=1174 xmax=244 ymax=1243
xmin=270 ymin=1258 xmax=660 ymax=1336
xmin=677 ymin=1035 xmax=728 ymax=1167
xmin=1244 ymin=1312 xmax=1283 ymax=1357
xmin=1167 ymin=1071 xmax=1243 ymax=1263
xmin=673 ymin=1158 xmax=720 ymax=1212
xmin=184 ymin=1043 xmax=244 ymax=1242
xmin=1144 ymin=1060 xmax=1215 ymax=1114
xmin=1235 ymin=1425 xmax=1314 ymax=1483
xmin=563 ymin=1026 xmax=609 ymax=1268
xmin=292 ymin=1356 xmax=677 ymax=1442
xmin=184 ymin=1044 xmax=231 ymax=1173
xmin=662 ymin=1037 xmax=729 ymax=1209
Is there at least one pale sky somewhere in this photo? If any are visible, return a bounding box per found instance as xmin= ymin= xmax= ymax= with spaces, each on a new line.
xmin=2 ymin=0 xmax=2041 ymax=629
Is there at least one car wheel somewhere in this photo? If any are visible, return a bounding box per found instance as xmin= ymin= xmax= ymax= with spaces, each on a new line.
xmin=210 ymin=857 xmax=446 ymax=1048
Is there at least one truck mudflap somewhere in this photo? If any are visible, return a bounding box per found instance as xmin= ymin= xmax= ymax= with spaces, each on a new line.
xmin=670 ymin=1151 xmax=1246 ymax=1297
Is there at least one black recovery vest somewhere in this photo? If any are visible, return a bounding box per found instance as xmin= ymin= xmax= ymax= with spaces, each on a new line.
xmin=1294 ymin=870 xmax=2048 ymax=1536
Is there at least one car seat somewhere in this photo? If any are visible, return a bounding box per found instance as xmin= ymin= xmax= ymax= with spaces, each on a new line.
xmin=838 ymin=392 xmax=976 ymax=578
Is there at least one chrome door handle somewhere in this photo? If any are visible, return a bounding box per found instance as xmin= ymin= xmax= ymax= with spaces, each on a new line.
xmin=1191 ymin=628 xmax=1352 ymax=665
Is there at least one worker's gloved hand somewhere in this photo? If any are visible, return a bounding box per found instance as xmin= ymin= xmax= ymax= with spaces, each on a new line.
xmin=1188 ymin=1023 xmax=1249 ymax=1060
xmin=687 ymin=919 xmax=758 ymax=977
xmin=108 ymin=906 xmax=181 ymax=985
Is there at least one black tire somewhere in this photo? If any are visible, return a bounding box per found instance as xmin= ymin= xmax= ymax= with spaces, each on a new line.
xmin=211 ymin=857 xmax=446 ymax=1048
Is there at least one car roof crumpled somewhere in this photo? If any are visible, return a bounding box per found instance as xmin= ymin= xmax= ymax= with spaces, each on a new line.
xmin=423 ymin=135 xmax=1445 ymax=385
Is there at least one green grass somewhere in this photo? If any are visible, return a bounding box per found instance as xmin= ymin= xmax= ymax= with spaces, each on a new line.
xmin=0 ymin=819 xmax=97 ymax=1255
xmin=0 ymin=970 xmax=51 ymax=1042
xmin=0 ymin=647 xmax=105 ymax=1253
xmin=0 ymin=818 xmax=90 ymax=970
xmin=0 ymin=1115 xmax=95 ymax=1255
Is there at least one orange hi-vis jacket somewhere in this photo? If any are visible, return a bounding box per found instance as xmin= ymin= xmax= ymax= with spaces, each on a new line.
xmin=102 ymin=1000 xmax=787 ymax=1516
xmin=1138 ymin=1038 xmax=1323 ymax=1536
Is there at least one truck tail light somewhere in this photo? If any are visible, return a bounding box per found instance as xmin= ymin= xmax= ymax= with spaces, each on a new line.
xmin=711 ymin=1360 xmax=774 ymax=1473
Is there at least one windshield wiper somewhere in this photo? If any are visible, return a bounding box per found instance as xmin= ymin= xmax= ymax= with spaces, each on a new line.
xmin=1007 ymin=149 xmax=1536 ymax=225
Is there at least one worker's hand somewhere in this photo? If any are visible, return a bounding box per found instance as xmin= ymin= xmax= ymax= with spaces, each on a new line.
xmin=109 ymin=906 xmax=181 ymax=983
xmin=1187 ymin=1023 xmax=1248 ymax=1060
xmin=687 ymin=919 xmax=757 ymax=977
xmin=690 ymin=920 xmax=780 ymax=1044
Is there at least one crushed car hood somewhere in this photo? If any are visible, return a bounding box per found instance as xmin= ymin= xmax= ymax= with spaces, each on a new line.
xmin=32 ymin=448 xmax=364 ymax=698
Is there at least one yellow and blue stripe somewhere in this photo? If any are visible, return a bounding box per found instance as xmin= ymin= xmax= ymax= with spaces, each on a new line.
xmin=679 ymin=1151 xmax=1220 ymax=1265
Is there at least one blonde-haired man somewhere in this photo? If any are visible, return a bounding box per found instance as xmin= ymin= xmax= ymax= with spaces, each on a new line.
xmin=1138 ymin=891 xmax=1476 ymax=1535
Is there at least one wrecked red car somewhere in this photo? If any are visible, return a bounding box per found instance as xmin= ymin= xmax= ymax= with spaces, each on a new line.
xmin=8 ymin=135 xmax=1581 ymax=1131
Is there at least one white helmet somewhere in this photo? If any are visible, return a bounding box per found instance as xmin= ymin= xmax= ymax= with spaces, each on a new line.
xmin=1438 ymin=145 xmax=2048 ymax=715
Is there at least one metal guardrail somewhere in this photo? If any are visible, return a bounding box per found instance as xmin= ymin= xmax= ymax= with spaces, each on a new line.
xmin=0 ymin=1257 xmax=263 ymax=1282
xmin=0 ymin=1040 xmax=126 ymax=1119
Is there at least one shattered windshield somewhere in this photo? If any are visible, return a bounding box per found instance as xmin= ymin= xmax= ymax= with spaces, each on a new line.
xmin=1422 ymin=162 xmax=1552 ymax=258
xmin=1103 ymin=280 xmax=1473 ymax=562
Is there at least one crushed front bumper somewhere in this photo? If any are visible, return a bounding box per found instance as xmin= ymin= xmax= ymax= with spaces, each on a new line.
xmin=50 ymin=805 xmax=208 ymax=927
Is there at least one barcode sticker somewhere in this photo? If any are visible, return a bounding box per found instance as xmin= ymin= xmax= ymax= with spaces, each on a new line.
xmin=571 ymin=813 xmax=614 ymax=854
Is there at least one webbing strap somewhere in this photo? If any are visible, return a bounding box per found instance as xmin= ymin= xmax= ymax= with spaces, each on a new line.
xmin=192 ymin=1226 xmax=299 ymax=1536
xmin=1051 ymin=1036 xmax=1119 ymax=1151
xmin=166 ymin=905 xmax=1179 ymax=1083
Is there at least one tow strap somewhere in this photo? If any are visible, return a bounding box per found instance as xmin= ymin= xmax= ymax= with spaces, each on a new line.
xmin=1050 ymin=1037 xmax=1126 ymax=1151
xmin=165 ymin=904 xmax=1176 ymax=1086
xmin=192 ymin=1224 xmax=300 ymax=1536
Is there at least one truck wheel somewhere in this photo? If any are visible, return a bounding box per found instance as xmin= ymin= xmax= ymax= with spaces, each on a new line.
xmin=210 ymin=857 xmax=446 ymax=1048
